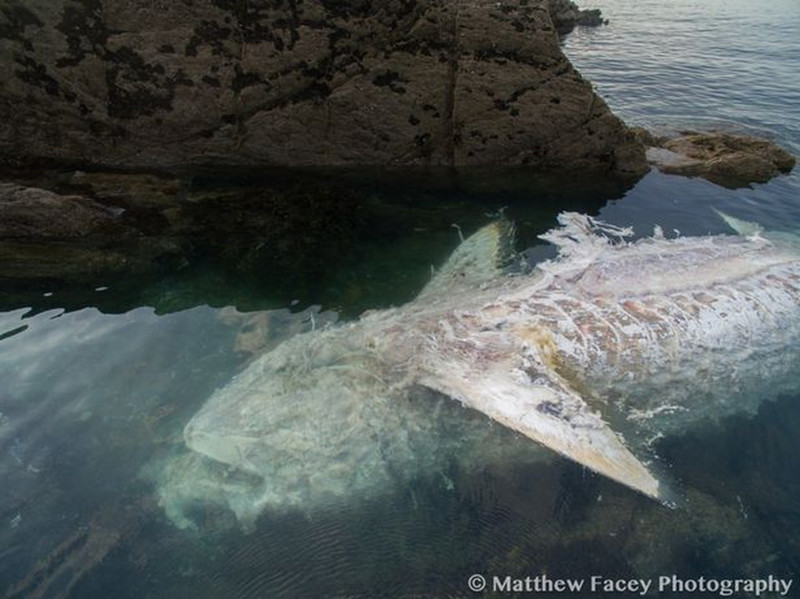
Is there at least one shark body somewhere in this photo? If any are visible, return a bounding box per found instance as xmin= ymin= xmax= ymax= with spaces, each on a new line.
xmin=161 ymin=213 xmax=800 ymax=527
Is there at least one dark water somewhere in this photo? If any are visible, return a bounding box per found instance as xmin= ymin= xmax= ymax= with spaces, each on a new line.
xmin=2 ymin=0 xmax=800 ymax=597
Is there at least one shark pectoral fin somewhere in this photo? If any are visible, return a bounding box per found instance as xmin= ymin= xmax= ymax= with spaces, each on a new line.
xmin=421 ymin=369 xmax=664 ymax=502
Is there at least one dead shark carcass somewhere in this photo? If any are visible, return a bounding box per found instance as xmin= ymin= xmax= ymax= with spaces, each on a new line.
xmin=159 ymin=212 xmax=800 ymax=527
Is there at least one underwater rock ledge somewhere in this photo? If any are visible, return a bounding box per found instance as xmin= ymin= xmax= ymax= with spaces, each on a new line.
xmin=0 ymin=0 xmax=645 ymax=175
xmin=0 ymin=182 xmax=186 ymax=283
xmin=0 ymin=174 xmax=366 ymax=286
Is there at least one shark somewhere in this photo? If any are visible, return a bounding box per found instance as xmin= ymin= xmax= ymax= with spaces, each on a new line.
xmin=157 ymin=212 xmax=800 ymax=528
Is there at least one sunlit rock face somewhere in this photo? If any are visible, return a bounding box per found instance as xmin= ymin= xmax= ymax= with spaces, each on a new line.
xmin=0 ymin=0 xmax=645 ymax=174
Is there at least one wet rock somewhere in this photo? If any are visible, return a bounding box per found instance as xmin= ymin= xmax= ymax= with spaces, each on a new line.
xmin=644 ymin=131 xmax=796 ymax=188
xmin=0 ymin=0 xmax=644 ymax=176
xmin=576 ymin=9 xmax=605 ymax=27
xmin=0 ymin=182 xmax=183 ymax=283
xmin=0 ymin=183 xmax=124 ymax=240
xmin=629 ymin=126 xmax=660 ymax=148
xmin=68 ymin=172 xmax=184 ymax=212
xmin=65 ymin=171 xmax=189 ymax=236
xmin=0 ymin=172 xmax=366 ymax=286
xmin=547 ymin=0 xmax=607 ymax=36
xmin=0 ymin=241 xmax=135 ymax=284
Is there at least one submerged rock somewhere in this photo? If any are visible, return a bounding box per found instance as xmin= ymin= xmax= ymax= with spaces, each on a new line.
xmin=0 ymin=172 xmax=370 ymax=287
xmin=0 ymin=183 xmax=123 ymax=240
xmin=0 ymin=0 xmax=644 ymax=175
xmin=641 ymin=130 xmax=796 ymax=188
xmin=0 ymin=182 xmax=183 ymax=282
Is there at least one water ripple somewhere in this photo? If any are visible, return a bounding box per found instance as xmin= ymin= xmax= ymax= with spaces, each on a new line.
xmin=565 ymin=0 xmax=800 ymax=149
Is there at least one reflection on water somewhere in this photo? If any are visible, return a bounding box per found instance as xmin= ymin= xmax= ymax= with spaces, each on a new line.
xmin=0 ymin=167 xmax=630 ymax=318
xmin=564 ymin=0 xmax=800 ymax=233
xmin=0 ymin=307 xmax=226 ymax=596
xmin=2 ymin=0 xmax=800 ymax=596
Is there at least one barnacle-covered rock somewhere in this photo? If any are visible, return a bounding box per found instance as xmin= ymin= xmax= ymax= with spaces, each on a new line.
xmin=0 ymin=0 xmax=645 ymax=174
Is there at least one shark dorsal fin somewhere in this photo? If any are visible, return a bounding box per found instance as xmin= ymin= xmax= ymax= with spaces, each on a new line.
xmin=416 ymin=220 xmax=515 ymax=303
xmin=420 ymin=354 xmax=665 ymax=502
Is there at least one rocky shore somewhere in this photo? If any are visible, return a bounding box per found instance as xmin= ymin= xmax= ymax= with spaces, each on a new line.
xmin=1 ymin=1 xmax=796 ymax=289
xmin=0 ymin=0 xmax=644 ymax=287
xmin=0 ymin=0 xmax=641 ymax=174
xmin=636 ymin=129 xmax=796 ymax=189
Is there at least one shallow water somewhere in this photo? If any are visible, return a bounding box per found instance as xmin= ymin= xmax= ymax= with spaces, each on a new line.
xmin=2 ymin=0 xmax=800 ymax=596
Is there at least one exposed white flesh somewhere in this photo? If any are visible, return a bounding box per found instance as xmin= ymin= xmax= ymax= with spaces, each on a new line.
xmin=159 ymin=213 xmax=800 ymax=526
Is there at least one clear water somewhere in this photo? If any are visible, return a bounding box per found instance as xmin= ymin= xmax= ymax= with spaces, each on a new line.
xmin=2 ymin=0 xmax=800 ymax=596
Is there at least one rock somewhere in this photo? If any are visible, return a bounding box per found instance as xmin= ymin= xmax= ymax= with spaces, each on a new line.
xmin=0 ymin=183 xmax=124 ymax=240
xmin=0 ymin=0 xmax=645 ymax=176
xmin=547 ymin=0 xmax=607 ymax=36
xmin=644 ymin=131 xmax=796 ymax=188
xmin=576 ymin=9 xmax=605 ymax=28
xmin=66 ymin=171 xmax=189 ymax=235
xmin=0 ymin=242 xmax=134 ymax=282
xmin=0 ymin=182 xmax=183 ymax=282
xmin=629 ymin=126 xmax=665 ymax=148
xmin=0 ymin=173 xmax=368 ymax=285
xmin=68 ymin=172 xmax=184 ymax=212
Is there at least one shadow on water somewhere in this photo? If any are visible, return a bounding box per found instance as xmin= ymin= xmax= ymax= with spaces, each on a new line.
xmin=0 ymin=167 xmax=635 ymax=318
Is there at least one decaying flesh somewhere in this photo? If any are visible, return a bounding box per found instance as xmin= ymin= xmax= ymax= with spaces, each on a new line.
xmin=158 ymin=213 xmax=800 ymax=527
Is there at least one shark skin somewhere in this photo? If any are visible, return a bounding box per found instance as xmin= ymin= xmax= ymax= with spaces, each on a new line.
xmin=167 ymin=213 xmax=800 ymax=526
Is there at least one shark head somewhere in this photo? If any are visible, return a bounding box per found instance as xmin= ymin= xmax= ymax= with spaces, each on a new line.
xmin=168 ymin=304 xmax=551 ymax=527
xmin=183 ymin=326 xmax=393 ymax=481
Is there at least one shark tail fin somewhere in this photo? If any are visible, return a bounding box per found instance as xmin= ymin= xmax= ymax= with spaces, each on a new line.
xmin=416 ymin=219 xmax=516 ymax=302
